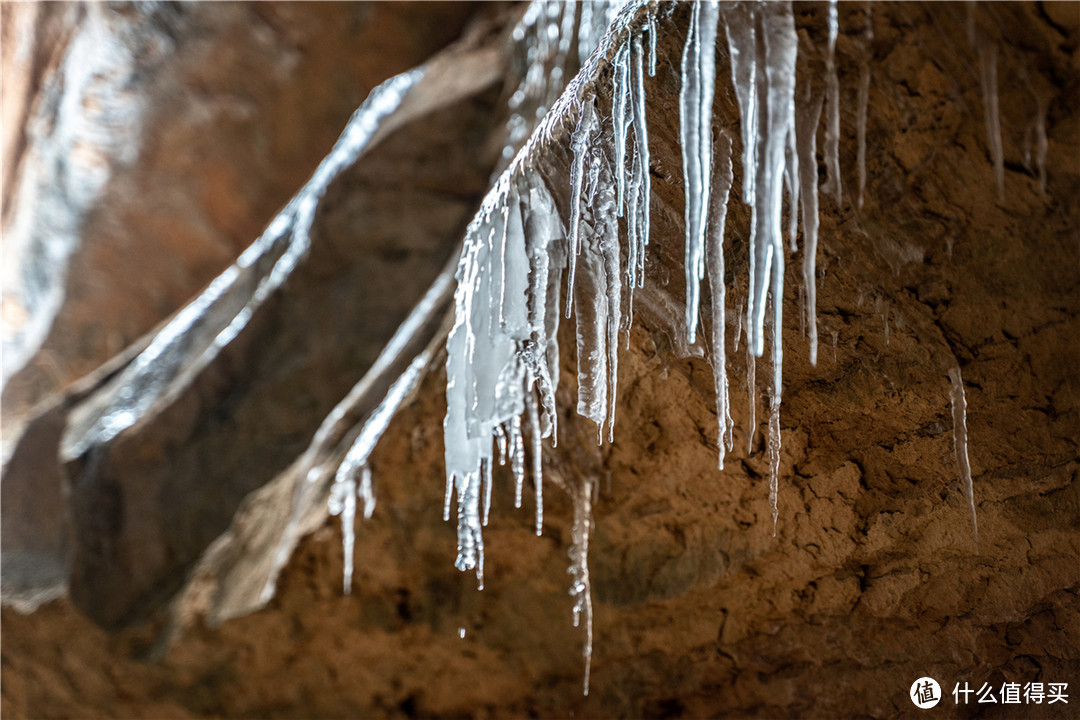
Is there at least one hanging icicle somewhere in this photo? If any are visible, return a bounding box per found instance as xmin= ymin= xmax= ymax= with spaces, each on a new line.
xmin=949 ymin=367 xmax=980 ymax=553
xmin=680 ymin=0 xmax=719 ymax=346
xmin=707 ymin=132 xmax=735 ymax=467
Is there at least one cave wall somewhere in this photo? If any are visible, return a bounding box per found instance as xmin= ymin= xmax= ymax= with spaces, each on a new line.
xmin=1 ymin=1 xmax=479 ymax=423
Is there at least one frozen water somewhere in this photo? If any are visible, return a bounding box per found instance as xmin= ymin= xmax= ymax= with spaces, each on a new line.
xmin=822 ymin=0 xmax=842 ymax=206
xmin=949 ymin=367 xmax=979 ymax=552
xmin=680 ymin=0 xmax=719 ymax=346
xmin=796 ymin=79 xmax=824 ymax=365
xmin=707 ymin=132 xmax=735 ymax=466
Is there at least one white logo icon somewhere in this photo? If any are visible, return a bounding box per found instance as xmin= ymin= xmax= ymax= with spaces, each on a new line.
xmin=911 ymin=677 xmax=942 ymax=709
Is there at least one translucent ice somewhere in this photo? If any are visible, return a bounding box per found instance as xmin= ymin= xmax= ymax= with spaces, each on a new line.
xmin=949 ymin=367 xmax=979 ymax=552
xmin=680 ymin=0 xmax=719 ymax=345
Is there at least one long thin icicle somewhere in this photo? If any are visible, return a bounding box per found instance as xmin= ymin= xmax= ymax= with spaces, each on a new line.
xmin=724 ymin=2 xmax=759 ymax=208
xmin=569 ymin=479 xmax=596 ymax=696
xmin=746 ymin=337 xmax=756 ymax=453
xmin=327 ymin=474 xmax=356 ymax=594
xmin=630 ymin=31 xmax=651 ymax=292
xmin=768 ymin=393 xmax=782 ymax=534
xmin=822 ymin=0 xmax=842 ymax=206
xmin=796 ymin=80 xmax=825 ymax=365
xmin=680 ymin=0 xmax=719 ymax=345
xmin=948 ymin=367 xmax=979 ymax=553
xmin=525 ymin=387 xmax=544 ymax=535
xmin=707 ymin=133 xmax=735 ymax=467
xmin=734 ymin=2 xmax=798 ymax=361
xmin=329 ymin=350 xmax=431 ymax=595
xmin=612 ymin=44 xmax=631 ymax=217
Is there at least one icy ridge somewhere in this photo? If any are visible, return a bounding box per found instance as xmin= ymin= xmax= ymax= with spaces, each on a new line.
xmin=61 ymin=69 xmax=424 ymax=461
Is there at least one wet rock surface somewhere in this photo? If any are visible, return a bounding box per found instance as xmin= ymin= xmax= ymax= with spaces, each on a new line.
xmin=3 ymin=2 xmax=1079 ymax=719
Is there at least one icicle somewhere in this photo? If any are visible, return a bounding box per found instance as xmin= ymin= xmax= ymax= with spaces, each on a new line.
xmin=978 ymin=42 xmax=1005 ymax=203
xmin=512 ymin=422 xmax=524 ymax=508
xmin=510 ymin=414 xmax=526 ymax=500
xmin=767 ymin=392 xmax=781 ymax=534
xmin=785 ymin=130 xmax=800 ymax=254
xmin=948 ymin=367 xmax=979 ymax=553
xmin=734 ymin=305 xmax=743 ymax=353
xmin=355 ymin=466 xmax=375 ymax=522
xmin=631 ymin=32 xmax=651 ymax=292
xmin=567 ymin=101 xmax=600 ymax=317
xmin=626 ymin=23 xmax=653 ymax=339
xmin=326 ymin=344 xmax=433 ymax=597
xmin=613 ymin=44 xmax=631 ymax=217
xmin=542 ymin=219 xmax=565 ymax=448
xmin=707 ymin=133 xmax=735 ymax=468
xmin=746 ymin=339 xmax=757 ymax=453
xmin=740 ymin=2 xmax=798 ymax=360
xmin=767 ymin=274 xmax=784 ymax=534
xmin=482 ymin=458 xmax=493 ymax=527
xmin=822 ymin=0 xmax=842 ymax=206
xmin=575 ymin=221 xmax=609 ymax=434
xmin=647 ymin=12 xmax=657 ymax=77
xmin=455 ymin=471 xmax=485 ymax=589
xmin=680 ymin=0 xmax=719 ymax=346
xmin=568 ymin=479 xmax=596 ymax=696
xmin=497 ymin=207 xmax=511 ymax=330
xmin=576 ymin=151 xmax=619 ymax=437
xmin=796 ymin=80 xmax=824 ymax=366
xmin=723 ymin=2 xmax=759 ymax=208
xmin=327 ymin=472 xmax=357 ymax=595
xmin=598 ymin=166 xmax=622 ymax=444
xmin=626 ymin=143 xmax=642 ymax=338
xmin=520 ymin=174 xmax=562 ymax=442
xmin=443 ymin=477 xmax=453 ymax=522
xmin=495 ymin=424 xmax=508 ymax=465
xmin=856 ymin=5 xmax=873 ymax=210
xmin=525 ymin=388 xmax=544 ymax=533
xmin=603 ymin=231 xmax=621 ymax=445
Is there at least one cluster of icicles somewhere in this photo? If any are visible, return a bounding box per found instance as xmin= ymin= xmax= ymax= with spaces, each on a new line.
xmin=441 ymin=0 xmax=833 ymax=693
xmin=330 ymin=0 xmax=987 ymax=695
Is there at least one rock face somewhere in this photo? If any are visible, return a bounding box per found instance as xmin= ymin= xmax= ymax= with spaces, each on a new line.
xmin=1 ymin=1 xmax=478 ymax=423
xmin=2 ymin=2 xmax=1079 ymax=719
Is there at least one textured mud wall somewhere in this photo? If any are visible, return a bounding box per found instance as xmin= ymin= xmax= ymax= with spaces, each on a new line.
xmin=3 ymin=2 xmax=1079 ymax=719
